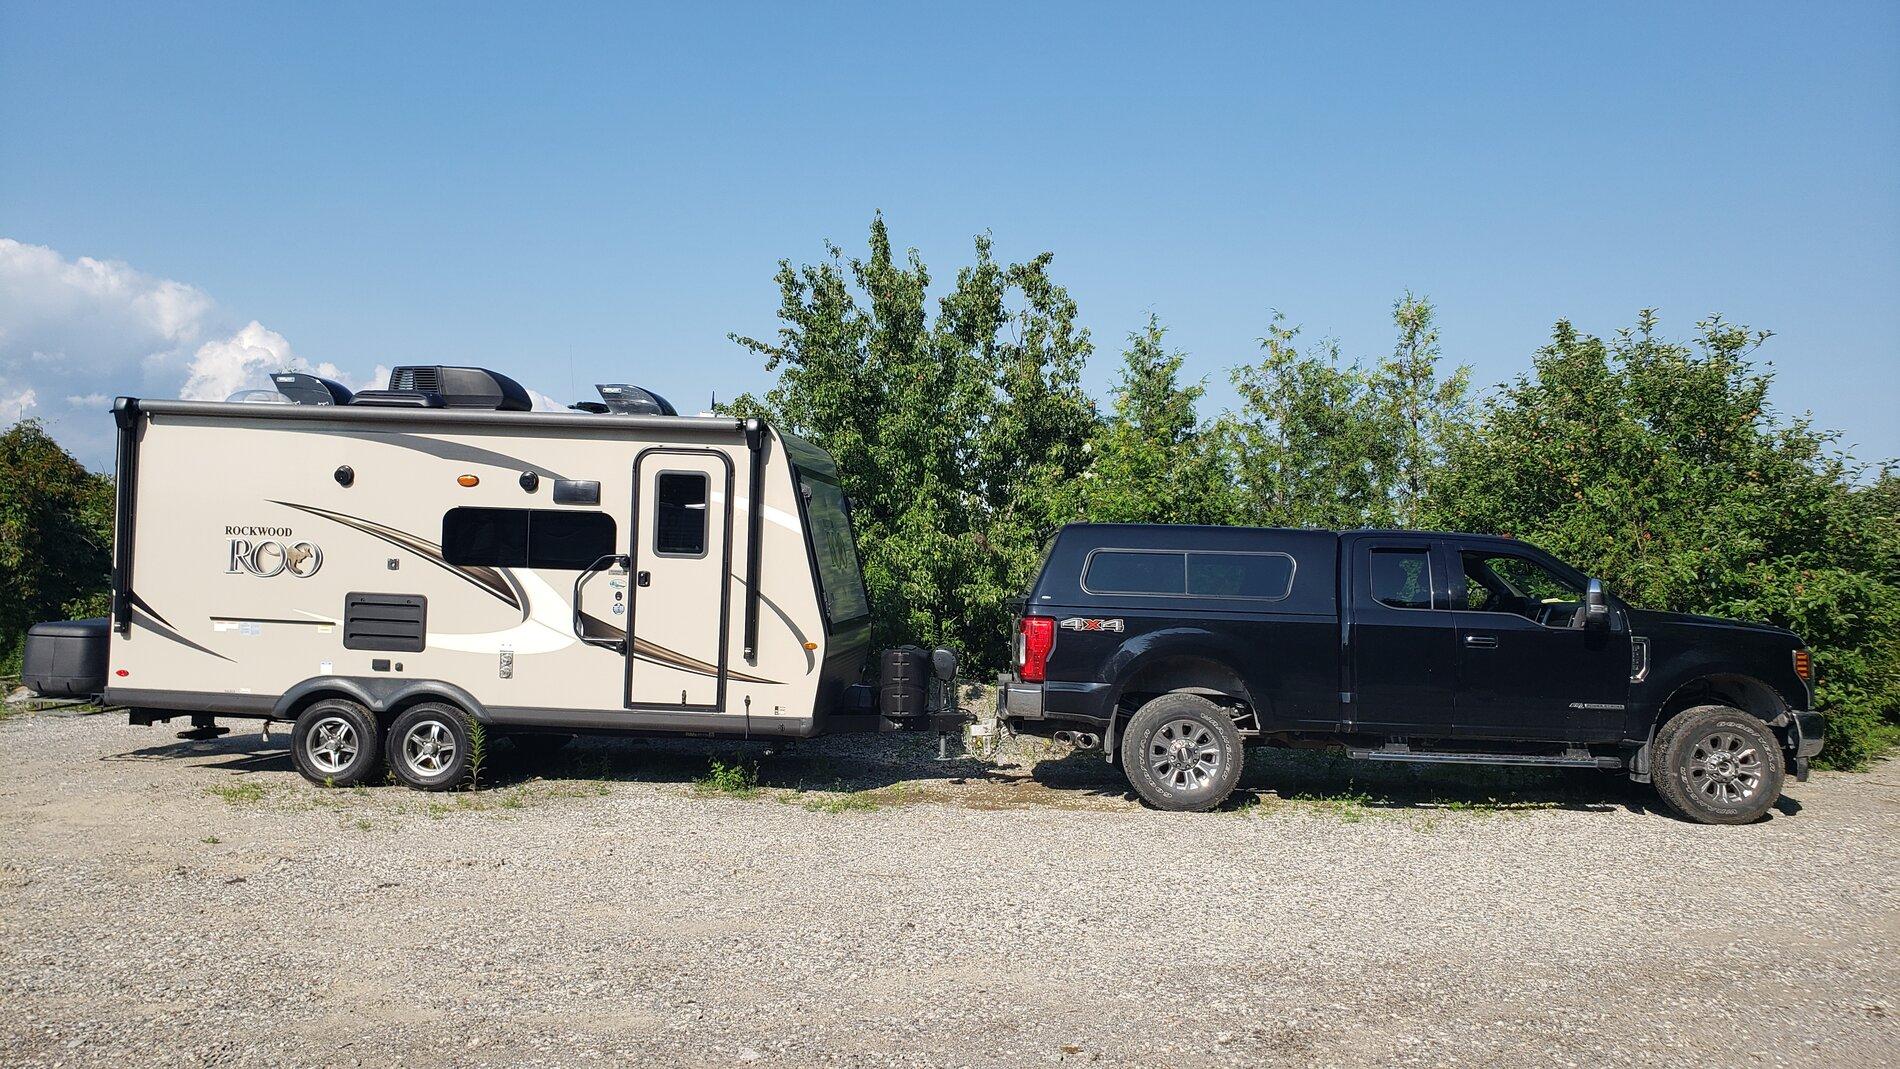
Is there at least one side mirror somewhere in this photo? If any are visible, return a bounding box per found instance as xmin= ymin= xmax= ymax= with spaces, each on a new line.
xmin=931 ymin=648 xmax=957 ymax=683
xmin=1584 ymin=578 xmax=1610 ymax=628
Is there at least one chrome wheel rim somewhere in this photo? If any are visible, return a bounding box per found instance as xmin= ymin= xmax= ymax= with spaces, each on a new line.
xmin=1689 ymin=730 xmax=1762 ymax=805
xmin=1147 ymin=718 xmax=1221 ymax=792
xmin=305 ymin=715 xmax=359 ymax=775
xmin=402 ymin=720 xmax=458 ymax=777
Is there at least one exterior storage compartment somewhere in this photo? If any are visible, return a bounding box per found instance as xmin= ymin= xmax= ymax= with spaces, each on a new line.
xmin=21 ymin=618 xmax=109 ymax=698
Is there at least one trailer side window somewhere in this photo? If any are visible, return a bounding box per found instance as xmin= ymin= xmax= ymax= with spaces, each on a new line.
xmin=653 ymin=473 xmax=708 ymax=557
xmin=442 ymin=508 xmax=616 ymax=570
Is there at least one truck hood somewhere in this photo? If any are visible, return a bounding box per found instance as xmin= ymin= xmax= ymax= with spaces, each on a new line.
xmin=1626 ymin=607 xmax=1798 ymax=642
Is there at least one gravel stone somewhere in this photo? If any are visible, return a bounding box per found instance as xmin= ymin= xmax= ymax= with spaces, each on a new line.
xmin=0 ymin=710 xmax=1895 ymax=1067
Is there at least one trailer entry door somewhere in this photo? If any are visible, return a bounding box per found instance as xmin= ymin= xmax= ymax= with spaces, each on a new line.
xmin=626 ymin=450 xmax=734 ymax=709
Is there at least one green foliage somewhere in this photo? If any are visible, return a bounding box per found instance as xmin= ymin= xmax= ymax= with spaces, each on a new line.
xmin=1083 ymin=316 xmax=1232 ymax=525
xmin=1431 ymin=311 xmax=1900 ymax=767
xmin=694 ymin=758 xmax=761 ymax=798
xmin=0 ymin=420 xmax=114 ymax=672
xmin=729 ymin=215 xmax=1096 ymax=668
xmin=1221 ymin=296 xmax=1469 ymax=528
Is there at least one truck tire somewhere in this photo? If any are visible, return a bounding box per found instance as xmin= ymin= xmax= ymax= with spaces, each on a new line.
xmin=387 ymin=703 xmax=475 ymax=791
xmin=1652 ymin=704 xmax=1785 ymax=825
xmin=290 ymin=698 xmax=382 ymax=787
xmin=1119 ymin=693 xmax=1245 ymax=812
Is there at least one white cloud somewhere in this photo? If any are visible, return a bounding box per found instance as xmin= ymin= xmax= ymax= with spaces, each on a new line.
xmin=178 ymin=321 xmax=381 ymax=402
xmin=0 ymin=238 xmax=559 ymax=468
xmin=1 ymin=388 xmax=38 ymax=423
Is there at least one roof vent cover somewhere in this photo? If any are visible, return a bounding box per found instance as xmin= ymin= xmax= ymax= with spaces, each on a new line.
xmin=370 ymin=366 xmax=531 ymax=411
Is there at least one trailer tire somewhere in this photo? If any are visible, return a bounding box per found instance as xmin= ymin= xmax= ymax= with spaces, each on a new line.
xmin=1652 ymin=703 xmax=1785 ymax=825
xmin=1119 ymin=693 xmax=1244 ymax=812
xmin=387 ymin=703 xmax=474 ymax=791
xmin=290 ymin=699 xmax=382 ymax=787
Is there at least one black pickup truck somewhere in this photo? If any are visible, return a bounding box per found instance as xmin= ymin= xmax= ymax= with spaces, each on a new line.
xmin=998 ymin=524 xmax=1824 ymax=824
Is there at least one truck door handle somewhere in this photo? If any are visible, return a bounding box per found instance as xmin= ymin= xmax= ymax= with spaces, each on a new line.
xmin=1464 ymin=634 xmax=1498 ymax=649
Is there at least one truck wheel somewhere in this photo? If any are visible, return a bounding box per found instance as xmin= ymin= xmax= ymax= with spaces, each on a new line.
xmin=387 ymin=703 xmax=474 ymax=791
xmin=291 ymin=698 xmax=382 ymax=787
xmin=1119 ymin=693 xmax=1244 ymax=812
xmin=1652 ymin=704 xmax=1785 ymax=825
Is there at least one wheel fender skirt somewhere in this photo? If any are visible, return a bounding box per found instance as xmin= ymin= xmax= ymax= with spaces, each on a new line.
xmin=272 ymin=677 xmax=492 ymax=723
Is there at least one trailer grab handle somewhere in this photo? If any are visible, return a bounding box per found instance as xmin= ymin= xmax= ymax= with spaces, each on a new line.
xmin=573 ymin=554 xmax=631 ymax=655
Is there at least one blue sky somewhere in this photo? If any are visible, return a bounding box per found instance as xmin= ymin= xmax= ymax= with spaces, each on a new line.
xmin=3 ymin=1 xmax=1896 ymax=469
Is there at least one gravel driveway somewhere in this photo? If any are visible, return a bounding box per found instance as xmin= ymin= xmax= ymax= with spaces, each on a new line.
xmin=2 ymin=709 xmax=1896 ymax=1068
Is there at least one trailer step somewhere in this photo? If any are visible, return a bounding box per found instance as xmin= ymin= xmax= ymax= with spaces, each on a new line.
xmin=1348 ymin=745 xmax=1620 ymax=771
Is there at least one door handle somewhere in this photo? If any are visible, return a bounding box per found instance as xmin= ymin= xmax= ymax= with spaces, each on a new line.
xmin=572 ymin=554 xmax=630 ymax=655
xmin=637 ymin=571 xmax=651 ymax=587
xmin=1464 ymin=634 xmax=1498 ymax=649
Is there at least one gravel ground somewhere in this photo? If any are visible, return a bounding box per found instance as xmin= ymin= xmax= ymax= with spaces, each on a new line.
xmin=1 ymin=707 xmax=1896 ymax=1068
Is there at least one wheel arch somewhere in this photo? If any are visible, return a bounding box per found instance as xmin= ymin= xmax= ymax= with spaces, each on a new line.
xmin=1656 ymin=672 xmax=1790 ymax=729
xmin=272 ymin=676 xmax=491 ymax=725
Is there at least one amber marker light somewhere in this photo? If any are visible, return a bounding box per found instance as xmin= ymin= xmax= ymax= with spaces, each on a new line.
xmin=457 ymin=474 xmax=480 ymax=487
xmin=1793 ymin=649 xmax=1813 ymax=682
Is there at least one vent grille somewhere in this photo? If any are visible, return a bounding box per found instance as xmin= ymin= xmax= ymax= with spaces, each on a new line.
xmin=390 ymin=367 xmax=441 ymax=394
xmin=343 ymin=593 xmax=428 ymax=652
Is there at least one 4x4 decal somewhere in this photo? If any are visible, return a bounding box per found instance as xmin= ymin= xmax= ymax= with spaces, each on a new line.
xmin=1059 ymin=617 xmax=1124 ymax=633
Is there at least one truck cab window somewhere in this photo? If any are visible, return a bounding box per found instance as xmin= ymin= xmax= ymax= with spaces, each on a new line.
xmin=654 ymin=472 xmax=708 ymax=556
xmin=1461 ymin=551 xmax=1585 ymax=628
xmin=1369 ymin=548 xmax=1433 ymax=609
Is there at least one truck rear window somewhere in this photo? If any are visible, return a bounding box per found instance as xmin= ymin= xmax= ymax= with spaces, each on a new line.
xmin=1084 ymin=550 xmax=1295 ymax=600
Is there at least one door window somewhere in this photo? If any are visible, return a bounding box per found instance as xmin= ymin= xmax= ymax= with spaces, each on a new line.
xmin=1369 ymin=548 xmax=1434 ymax=610
xmin=1460 ymin=551 xmax=1585 ymax=628
xmin=653 ymin=472 xmax=708 ymax=557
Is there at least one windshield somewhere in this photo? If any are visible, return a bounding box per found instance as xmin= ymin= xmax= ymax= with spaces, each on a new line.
xmin=797 ymin=470 xmax=870 ymax=628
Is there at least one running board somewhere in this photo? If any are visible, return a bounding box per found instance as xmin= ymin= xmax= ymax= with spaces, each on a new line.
xmin=1348 ymin=745 xmax=1621 ymax=771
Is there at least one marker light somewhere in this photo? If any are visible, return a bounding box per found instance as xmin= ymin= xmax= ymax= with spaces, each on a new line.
xmin=1793 ymin=649 xmax=1813 ymax=682
xmin=457 ymin=474 xmax=480 ymax=487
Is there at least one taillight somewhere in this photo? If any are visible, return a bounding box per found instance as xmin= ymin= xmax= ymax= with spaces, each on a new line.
xmin=1793 ymin=649 xmax=1812 ymax=683
xmin=1019 ymin=616 xmax=1056 ymax=683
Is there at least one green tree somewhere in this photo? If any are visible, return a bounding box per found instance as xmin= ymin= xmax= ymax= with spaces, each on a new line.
xmin=1084 ymin=316 xmax=1231 ymax=524
xmin=1372 ymin=293 xmax=1470 ymax=527
xmin=729 ymin=215 xmax=1096 ymax=668
xmin=1223 ymin=313 xmax=1392 ymax=528
xmin=1431 ymin=311 xmax=1900 ymax=767
xmin=0 ymin=420 xmax=115 ymax=673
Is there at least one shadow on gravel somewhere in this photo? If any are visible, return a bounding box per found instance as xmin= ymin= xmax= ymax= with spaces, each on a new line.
xmin=100 ymin=724 xmax=1811 ymax=822
xmin=1022 ymin=745 xmax=1734 ymax=819
xmin=105 ymin=727 xmax=1006 ymax=795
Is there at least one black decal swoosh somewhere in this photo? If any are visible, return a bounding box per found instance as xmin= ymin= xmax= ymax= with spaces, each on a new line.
xmin=314 ymin=430 xmax=569 ymax=481
xmin=132 ymin=606 xmax=235 ymax=662
xmin=580 ymin=613 xmax=781 ymax=685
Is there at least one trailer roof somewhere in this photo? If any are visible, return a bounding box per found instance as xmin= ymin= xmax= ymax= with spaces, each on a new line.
xmin=126 ymin=397 xmax=753 ymax=437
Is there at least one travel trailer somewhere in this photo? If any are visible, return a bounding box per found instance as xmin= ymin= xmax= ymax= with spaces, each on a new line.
xmin=21 ymin=367 xmax=960 ymax=789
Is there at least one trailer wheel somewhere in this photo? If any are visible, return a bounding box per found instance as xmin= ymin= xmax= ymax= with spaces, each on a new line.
xmin=1118 ymin=693 xmax=1244 ymax=812
xmin=387 ymin=703 xmax=474 ymax=791
xmin=290 ymin=699 xmax=382 ymax=787
xmin=1652 ymin=704 xmax=1784 ymax=825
